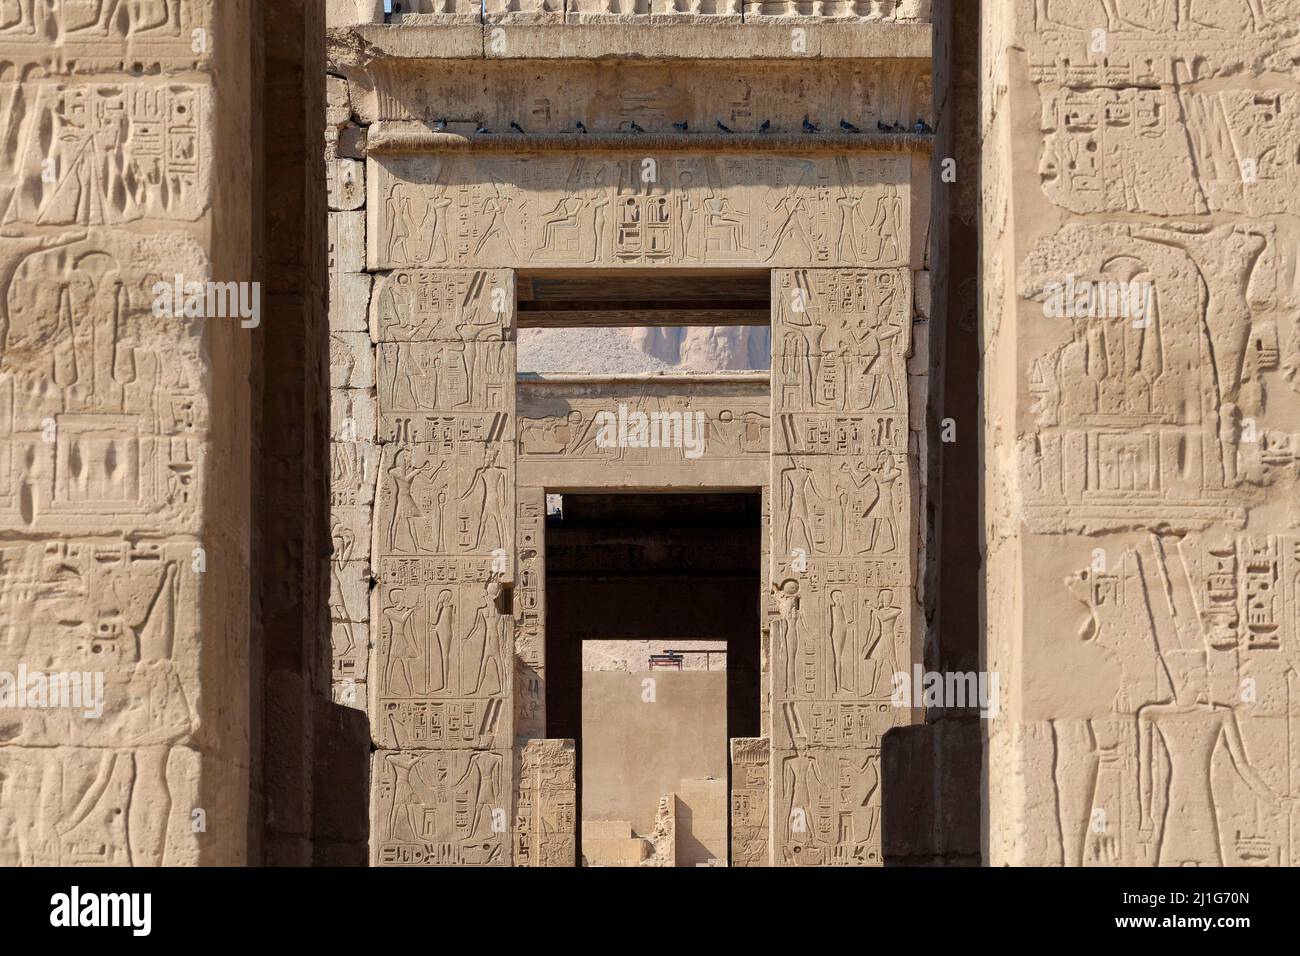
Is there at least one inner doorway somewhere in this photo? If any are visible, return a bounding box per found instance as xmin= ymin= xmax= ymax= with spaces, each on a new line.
xmin=544 ymin=492 xmax=762 ymax=866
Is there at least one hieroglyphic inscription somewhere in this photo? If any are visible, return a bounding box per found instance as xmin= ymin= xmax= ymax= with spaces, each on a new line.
xmin=769 ymin=268 xmax=914 ymax=866
xmin=371 ymin=269 xmax=517 ymax=865
xmin=1017 ymin=222 xmax=1285 ymax=533
xmin=371 ymin=749 xmax=511 ymax=866
xmin=513 ymin=738 xmax=575 ymax=868
xmin=0 ymin=82 xmax=209 ymax=227
xmin=1042 ymin=532 xmax=1300 ymax=866
xmin=515 ymin=487 xmax=545 ymax=741
xmin=986 ymin=0 xmax=1300 ymax=867
xmin=0 ymin=0 xmax=211 ymax=73
xmin=370 ymin=152 xmax=910 ymax=270
xmin=517 ymin=378 xmax=770 ymax=489
xmin=0 ymin=539 xmax=197 ymax=865
xmin=730 ymin=736 xmax=769 ymax=867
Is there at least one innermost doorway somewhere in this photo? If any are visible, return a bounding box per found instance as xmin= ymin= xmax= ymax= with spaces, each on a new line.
xmin=544 ymin=492 xmax=762 ymax=866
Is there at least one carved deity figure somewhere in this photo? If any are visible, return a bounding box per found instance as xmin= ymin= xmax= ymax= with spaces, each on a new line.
xmin=776 ymin=579 xmax=807 ymax=696
xmin=781 ymin=461 xmax=826 ymax=557
xmin=425 ymin=587 xmax=454 ymax=693
xmin=782 ymin=744 xmax=828 ymax=861
xmin=828 ymin=589 xmax=855 ymax=696
xmin=459 ymin=445 xmax=507 ymax=553
xmin=460 ymin=580 xmax=504 ymax=696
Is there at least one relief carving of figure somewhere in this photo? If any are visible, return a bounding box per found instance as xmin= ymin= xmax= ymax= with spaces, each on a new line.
xmin=867 ymin=184 xmax=903 ymax=264
xmin=383 ymin=587 xmax=422 ymax=697
xmin=386 ymin=449 xmax=442 ymax=554
xmin=1138 ymin=649 xmax=1289 ymax=866
xmin=459 ymin=445 xmax=508 ymax=553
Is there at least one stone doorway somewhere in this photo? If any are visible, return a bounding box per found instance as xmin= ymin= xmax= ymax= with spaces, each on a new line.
xmin=545 ymin=492 xmax=762 ymax=867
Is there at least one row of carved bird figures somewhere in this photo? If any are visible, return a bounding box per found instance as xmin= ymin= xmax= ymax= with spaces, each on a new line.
xmin=431 ymin=115 xmax=934 ymax=134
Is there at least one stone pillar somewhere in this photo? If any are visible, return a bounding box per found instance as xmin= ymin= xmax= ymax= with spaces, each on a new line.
xmin=769 ymin=267 xmax=919 ymax=866
xmin=730 ymin=736 xmax=770 ymax=866
xmin=984 ymin=0 xmax=1300 ymax=866
xmin=513 ymin=737 xmax=576 ymax=867
xmin=515 ymin=487 xmax=547 ymax=742
xmin=368 ymin=268 xmax=517 ymax=866
xmin=0 ymin=1 xmax=253 ymax=864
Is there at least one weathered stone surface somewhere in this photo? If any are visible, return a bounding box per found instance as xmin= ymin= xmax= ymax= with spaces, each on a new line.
xmin=328 ymin=0 xmax=384 ymax=28
xmin=330 ymin=211 xmax=367 ymax=274
xmin=371 ymin=748 xmax=512 ymax=865
xmin=331 ymin=393 xmax=378 ymax=444
xmin=329 ymin=8 xmax=930 ymax=869
xmin=327 ymin=130 xmax=368 ymax=212
xmin=0 ymin=0 xmax=254 ymax=867
xmin=983 ymin=0 xmax=1300 ymax=867
xmin=513 ymin=738 xmax=576 ymax=866
xmin=369 ymin=152 xmax=910 ymax=270
xmin=730 ymin=736 xmax=770 ymax=866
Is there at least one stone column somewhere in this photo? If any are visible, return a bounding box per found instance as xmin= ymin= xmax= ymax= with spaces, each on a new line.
xmin=730 ymin=736 xmax=770 ymax=866
xmin=515 ymin=487 xmax=547 ymax=742
xmin=0 ymin=1 xmax=253 ymax=864
xmin=769 ymin=267 xmax=918 ymax=866
xmin=984 ymin=0 xmax=1300 ymax=866
xmin=514 ymin=737 xmax=576 ymax=867
xmin=368 ymin=268 xmax=517 ymax=865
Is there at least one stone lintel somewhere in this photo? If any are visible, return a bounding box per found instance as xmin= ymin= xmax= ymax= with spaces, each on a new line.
xmin=342 ymin=20 xmax=930 ymax=61
xmin=366 ymin=124 xmax=934 ymax=154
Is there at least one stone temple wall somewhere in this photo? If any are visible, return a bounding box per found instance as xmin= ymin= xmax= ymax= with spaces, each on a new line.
xmin=325 ymin=8 xmax=936 ymax=865
xmin=983 ymin=0 xmax=1300 ymax=866
xmin=16 ymin=0 xmax=1295 ymax=871
xmin=329 ymin=0 xmax=932 ymax=23
xmin=0 ymin=0 xmax=254 ymax=865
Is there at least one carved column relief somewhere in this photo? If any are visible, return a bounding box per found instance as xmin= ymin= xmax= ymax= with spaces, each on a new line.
xmin=327 ymin=68 xmax=376 ymax=715
xmin=985 ymin=0 xmax=1300 ymax=866
xmin=513 ymin=737 xmax=576 ymax=867
xmin=0 ymin=0 xmax=253 ymax=865
xmin=368 ymin=268 xmax=518 ymax=866
xmin=730 ymin=736 xmax=770 ymax=866
xmin=515 ymin=487 xmax=546 ymax=742
xmin=769 ymin=267 xmax=916 ymax=866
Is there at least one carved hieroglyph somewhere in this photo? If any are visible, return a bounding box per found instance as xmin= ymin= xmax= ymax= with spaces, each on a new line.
xmin=371 ymin=748 xmax=511 ymax=865
xmin=515 ymin=488 xmax=546 ymax=741
xmin=513 ymin=737 xmax=576 ymax=867
xmin=730 ymin=736 xmax=770 ymax=867
xmin=769 ymin=267 xmax=915 ymax=866
xmin=517 ymin=376 xmax=771 ymax=489
xmin=370 ymin=268 xmax=517 ymax=864
xmin=369 ymin=152 xmax=910 ymax=270
xmin=352 ymin=59 xmax=931 ymax=134
xmin=0 ymin=232 xmax=210 ymax=536
xmin=0 ymin=0 xmax=248 ymax=866
xmin=349 ymin=0 xmax=930 ymax=862
xmin=985 ymin=0 xmax=1300 ymax=866
xmin=0 ymin=0 xmax=211 ymax=73
xmin=0 ymin=82 xmax=210 ymax=227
